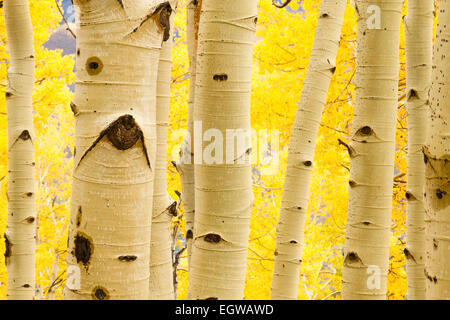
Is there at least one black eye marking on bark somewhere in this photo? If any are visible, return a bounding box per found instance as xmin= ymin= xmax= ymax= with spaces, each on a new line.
xmin=70 ymin=102 xmax=79 ymax=116
xmin=105 ymin=115 xmax=142 ymax=150
xmin=204 ymin=233 xmax=221 ymax=243
xmin=5 ymin=91 xmax=12 ymax=98
xmin=321 ymin=13 xmax=329 ymax=18
xmin=407 ymin=89 xmax=419 ymax=101
xmin=76 ymin=206 xmax=82 ymax=227
xmin=86 ymin=57 xmax=103 ymax=76
xmin=159 ymin=3 xmax=172 ymax=41
xmin=436 ymin=189 xmax=446 ymax=199
xmin=348 ymin=180 xmax=357 ymax=188
xmin=186 ymin=229 xmax=194 ymax=240
xmin=358 ymin=126 xmax=373 ymax=136
xmin=74 ymin=233 xmax=92 ymax=268
xmin=290 ymin=240 xmax=298 ymax=244
xmin=26 ymin=192 xmax=33 ymax=197
xmin=22 ymin=284 xmax=31 ymax=288
xmin=403 ymin=248 xmax=417 ymax=263
xmin=204 ymin=297 xmax=218 ymax=300
xmin=19 ymin=130 xmax=31 ymax=141
xmin=4 ymin=234 xmax=11 ymax=264
xmin=118 ymin=255 xmax=137 ymax=262
xmin=92 ymin=286 xmax=109 ymax=300
xmin=131 ymin=2 xmax=172 ymax=40
xmin=213 ymin=74 xmax=228 ymax=81
xmin=77 ymin=115 xmax=151 ymax=170
xmin=168 ymin=201 xmax=178 ymax=217
xmin=25 ymin=216 xmax=35 ymax=224
xmin=344 ymin=252 xmax=364 ymax=266
xmin=77 ymin=49 xmax=80 ymax=56
xmin=303 ymin=161 xmax=312 ymax=167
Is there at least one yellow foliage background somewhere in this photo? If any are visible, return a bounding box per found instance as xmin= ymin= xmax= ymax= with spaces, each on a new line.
xmin=0 ymin=0 xmax=434 ymax=299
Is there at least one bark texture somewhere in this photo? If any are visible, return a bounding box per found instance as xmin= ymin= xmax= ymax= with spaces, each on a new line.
xmin=149 ymin=11 xmax=176 ymax=300
xmin=178 ymin=0 xmax=201 ymax=267
xmin=187 ymin=0 xmax=256 ymax=300
xmin=3 ymin=0 xmax=36 ymax=300
xmin=270 ymin=0 xmax=347 ymax=300
xmin=424 ymin=0 xmax=450 ymax=300
xmin=342 ymin=0 xmax=403 ymax=300
xmin=64 ymin=0 xmax=174 ymax=300
xmin=404 ymin=0 xmax=433 ymax=300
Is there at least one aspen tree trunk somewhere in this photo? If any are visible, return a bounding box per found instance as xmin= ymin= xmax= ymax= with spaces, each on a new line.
xmin=423 ymin=0 xmax=450 ymax=300
xmin=270 ymin=0 xmax=346 ymax=300
xmin=178 ymin=0 xmax=201 ymax=267
xmin=64 ymin=0 xmax=174 ymax=300
xmin=149 ymin=11 xmax=177 ymax=300
xmin=3 ymin=0 xmax=36 ymax=300
xmin=342 ymin=0 xmax=403 ymax=300
xmin=187 ymin=0 xmax=256 ymax=300
xmin=404 ymin=0 xmax=433 ymax=300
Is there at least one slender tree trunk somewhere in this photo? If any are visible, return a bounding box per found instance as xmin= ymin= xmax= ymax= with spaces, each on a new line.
xmin=187 ymin=0 xmax=257 ymax=300
xmin=149 ymin=10 xmax=177 ymax=300
xmin=64 ymin=0 xmax=174 ymax=300
xmin=404 ymin=0 xmax=433 ymax=300
xmin=424 ymin=0 xmax=450 ymax=300
xmin=178 ymin=0 xmax=201 ymax=267
xmin=342 ymin=0 xmax=403 ymax=300
xmin=3 ymin=0 xmax=36 ymax=300
xmin=270 ymin=0 xmax=346 ymax=300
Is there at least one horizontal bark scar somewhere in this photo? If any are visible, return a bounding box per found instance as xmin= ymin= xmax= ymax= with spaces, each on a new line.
xmin=77 ymin=115 xmax=151 ymax=170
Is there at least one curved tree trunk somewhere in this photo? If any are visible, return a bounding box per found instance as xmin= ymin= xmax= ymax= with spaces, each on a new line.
xmin=270 ymin=0 xmax=347 ymax=300
xmin=149 ymin=10 xmax=177 ymax=300
xmin=3 ymin=0 xmax=36 ymax=300
xmin=424 ymin=0 xmax=450 ymax=300
xmin=64 ymin=0 xmax=174 ymax=300
xmin=178 ymin=0 xmax=201 ymax=267
xmin=404 ymin=0 xmax=433 ymax=300
xmin=342 ymin=0 xmax=403 ymax=300
xmin=187 ymin=0 xmax=256 ymax=300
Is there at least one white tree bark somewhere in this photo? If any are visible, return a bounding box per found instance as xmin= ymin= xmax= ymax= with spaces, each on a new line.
xmin=342 ymin=0 xmax=403 ymax=300
xmin=3 ymin=0 xmax=36 ymax=300
xmin=64 ymin=0 xmax=175 ymax=300
xmin=271 ymin=0 xmax=347 ymax=300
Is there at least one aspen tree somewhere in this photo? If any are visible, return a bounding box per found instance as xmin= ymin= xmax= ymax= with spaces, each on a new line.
xmin=3 ymin=0 xmax=36 ymax=300
xmin=404 ymin=0 xmax=433 ymax=300
xmin=342 ymin=0 xmax=403 ymax=300
xmin=187 ymin=0 xmax=256 ymax=299
xmin=64 ymin=0 xmax=175 ymax=300
xmin=177 ymin=0 xmax=201 ymax=266
xmin=423 ymin=0 xmax=450 ymax=300
xmin=270 ymin=0 xmax=347 ymax=300
xmin=149 ymin=9 xmax=177 ymax=300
